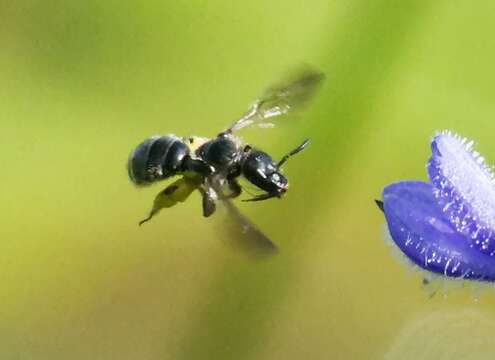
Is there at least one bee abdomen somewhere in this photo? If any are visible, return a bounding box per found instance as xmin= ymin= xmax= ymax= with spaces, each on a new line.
xmin=128 ymin=134 xmax=189 ymax=186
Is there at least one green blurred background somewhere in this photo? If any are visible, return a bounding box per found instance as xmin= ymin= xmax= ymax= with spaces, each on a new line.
xmin=3 ymin=1 xmax=495 ymax=359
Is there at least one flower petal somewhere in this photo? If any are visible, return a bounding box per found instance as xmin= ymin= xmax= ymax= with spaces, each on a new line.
xmin=382 ymin=181 xmax=495 ymax=281
xmin=428 ymin=131 xmax=495 ymax=256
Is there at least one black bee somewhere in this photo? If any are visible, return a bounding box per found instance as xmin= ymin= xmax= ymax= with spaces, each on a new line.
xmin=127 ymin=67 xmax=324 ymax=248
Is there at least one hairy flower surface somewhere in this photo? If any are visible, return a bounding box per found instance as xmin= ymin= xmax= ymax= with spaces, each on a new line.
xmin=379 ymin=131 xmax=495 ymax=281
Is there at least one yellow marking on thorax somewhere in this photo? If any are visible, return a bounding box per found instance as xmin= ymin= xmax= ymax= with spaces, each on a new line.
xmin=185 ymin=136 xmax=210 ymax=153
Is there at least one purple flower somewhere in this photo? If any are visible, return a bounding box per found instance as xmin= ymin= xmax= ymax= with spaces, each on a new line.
xmin=378 ymin=131 xmax=495 ymax=282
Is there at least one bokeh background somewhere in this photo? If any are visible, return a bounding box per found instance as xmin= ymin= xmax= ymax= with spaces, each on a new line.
xmin=3 ymin=1 xmax=495 ymax=359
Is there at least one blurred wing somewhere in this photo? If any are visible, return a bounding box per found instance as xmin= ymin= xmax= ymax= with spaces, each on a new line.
xmin=207 ymin=176 xmax=278 ymax=256
xmin=219 ymin=198 xmax=278 ymax=256
xmin=226 ymin=65 xmax=325 ymax=133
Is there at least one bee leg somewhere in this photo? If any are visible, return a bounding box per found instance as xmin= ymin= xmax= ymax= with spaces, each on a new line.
xmin=182 ymin=156 xmax=214 ymax=177
xmin=202 ymin=196 xmax=216 ymax=217
xmin=139 ymin=209 xmax=158 ymax=226
xmin=139 ymin=177 xmax=198 ymax=226
xmin=226 ymin=180 xmax=242 ymax=199
xmin=199 ymin=185 xmax=217 ymax=217
xmin=139 ymin=183 xmax=180 ymax=226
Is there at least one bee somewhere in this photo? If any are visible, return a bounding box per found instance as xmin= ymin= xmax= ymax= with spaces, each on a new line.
xmin=127 ymin=67 xmax=324 ymax=249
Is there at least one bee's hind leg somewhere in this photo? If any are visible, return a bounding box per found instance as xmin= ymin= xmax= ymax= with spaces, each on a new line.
xmin=138 ymin=177 xmax=198 ymax=226
xmin=139 ymin=209 xmax=158 ymax=226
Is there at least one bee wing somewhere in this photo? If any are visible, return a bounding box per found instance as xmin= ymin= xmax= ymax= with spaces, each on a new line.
xmin=226 ymin=65 xmax=325 ymax=133
xmin=206 ymin=177 xmax=278 ymax=256
xmin=218 ymin=198 xmax=278 ymax=257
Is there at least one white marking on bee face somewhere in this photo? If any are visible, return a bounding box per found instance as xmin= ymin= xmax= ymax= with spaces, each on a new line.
xmin=257 ymin=169 xmax=267 ymax=179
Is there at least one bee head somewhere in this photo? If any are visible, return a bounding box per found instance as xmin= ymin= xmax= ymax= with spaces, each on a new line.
xmin=242 ymin=150 xmax=289 ymax=197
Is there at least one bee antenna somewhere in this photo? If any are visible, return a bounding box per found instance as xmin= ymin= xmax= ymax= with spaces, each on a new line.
xmin=277 ymin=139 xmax=310 ymax=169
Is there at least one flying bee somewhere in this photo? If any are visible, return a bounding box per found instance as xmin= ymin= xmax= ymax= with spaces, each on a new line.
xmin=127 ymin=67 xmax=324 ymax=249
